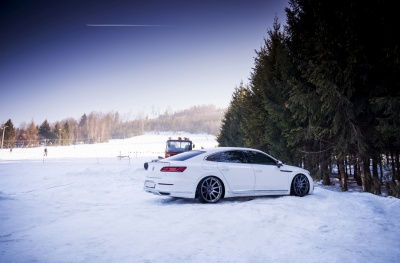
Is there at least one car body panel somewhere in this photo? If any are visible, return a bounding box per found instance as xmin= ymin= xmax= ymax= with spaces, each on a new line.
xmin=217 ymin=162 xmax=255 ymax=193
xmin=252 ymin=163 xmax=289 ymax=191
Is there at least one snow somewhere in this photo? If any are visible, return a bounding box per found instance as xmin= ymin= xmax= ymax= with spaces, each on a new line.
xmin=1 ymin=132 xmax=399 ymax=263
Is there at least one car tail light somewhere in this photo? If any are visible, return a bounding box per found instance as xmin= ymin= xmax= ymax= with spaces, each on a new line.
xmin=160 ymin=166 xmax=187 ymax=172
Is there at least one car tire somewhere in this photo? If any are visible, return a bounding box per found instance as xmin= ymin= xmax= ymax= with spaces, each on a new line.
xmin=198 ymin=176 xmax=223 ymax=203
xmin=290 ymin=174 xmax=310 ymax=197
xmin=144 ymin=162 xmax=148 ymax=170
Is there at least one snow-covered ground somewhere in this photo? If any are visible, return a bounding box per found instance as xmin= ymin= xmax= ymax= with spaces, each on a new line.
xmin=1 ymin=132 xmax=399 ymax=263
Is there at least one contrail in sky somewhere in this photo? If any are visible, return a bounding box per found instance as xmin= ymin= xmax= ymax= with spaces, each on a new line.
xmin=86 ymin=24 xmax=169 ymax=27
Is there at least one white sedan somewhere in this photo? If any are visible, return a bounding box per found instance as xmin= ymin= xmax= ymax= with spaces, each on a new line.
xmin=143 ymin=147 xmax=314 ymax=203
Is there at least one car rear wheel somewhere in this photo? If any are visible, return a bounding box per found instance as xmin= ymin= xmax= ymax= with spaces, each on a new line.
xmin=291 ymin=174 xmax=310 ymax=197
xmin=198 ymin=177 xmax=223 ymax=203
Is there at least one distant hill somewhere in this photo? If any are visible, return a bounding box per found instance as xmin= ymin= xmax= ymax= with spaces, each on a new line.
xmin=6 ymin=104 xmax=225 ymax=147
xmin=146 ymin=104 xmax=224 ymax=135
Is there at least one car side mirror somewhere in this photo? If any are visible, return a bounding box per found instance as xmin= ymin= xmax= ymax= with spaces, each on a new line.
xmin=276 ymin=161 xmax=283 ymax=168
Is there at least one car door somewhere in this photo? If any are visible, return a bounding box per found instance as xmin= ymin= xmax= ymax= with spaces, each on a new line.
xmin=244 ymin=150 xmax=289 ymax=191
xmin=216 ymin=150 xmax=255 ymax=193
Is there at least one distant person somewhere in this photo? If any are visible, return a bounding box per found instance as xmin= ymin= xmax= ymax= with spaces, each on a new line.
xmin=44 ymin=147 xmax=48 ymax=156
xmin=10 ymin=148 xmax=12 ymax=153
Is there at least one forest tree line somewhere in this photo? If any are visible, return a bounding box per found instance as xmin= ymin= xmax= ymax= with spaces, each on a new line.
xmin=217 ymin=0 xmax=399 ymax=198
xmin=1 ymin=104 xmax=223 ymax=148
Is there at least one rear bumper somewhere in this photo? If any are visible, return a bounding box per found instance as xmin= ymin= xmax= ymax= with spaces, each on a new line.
xmin=143 ymin=180 xmax=195 ymax=198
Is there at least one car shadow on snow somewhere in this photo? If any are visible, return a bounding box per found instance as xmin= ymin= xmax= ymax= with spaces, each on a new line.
xmin=150 ymin=195 xmax=286 ymax=205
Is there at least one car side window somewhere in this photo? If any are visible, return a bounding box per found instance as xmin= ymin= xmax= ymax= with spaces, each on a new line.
xmin=205 ymin=152 xmax=221 ymax=162
xmin=219 ymin=151 xmax=247 ymax=163
xmin=244 ymin=150 xmax=276 ymax=165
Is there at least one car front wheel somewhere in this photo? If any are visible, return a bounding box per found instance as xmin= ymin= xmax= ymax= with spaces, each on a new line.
xmin=291 ymin=174 xmax=310 ymax=197
xmin=198 ymin=176 xmax=223 ymax=203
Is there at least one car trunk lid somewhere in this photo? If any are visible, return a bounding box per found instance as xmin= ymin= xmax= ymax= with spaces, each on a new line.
xmin=146 ymin=161 xmax=170 ymax=178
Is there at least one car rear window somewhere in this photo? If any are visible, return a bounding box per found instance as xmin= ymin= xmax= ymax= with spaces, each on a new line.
xmin=219 ymin=151 xmax=247 ymax=163
xmin=205 ymin=150 xmax=247 ymax=163
xmin=166 ymin=150 xmax=205 ymax=161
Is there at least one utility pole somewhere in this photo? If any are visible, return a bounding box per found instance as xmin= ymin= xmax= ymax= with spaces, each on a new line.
xmin=1 ymin=126 xmax=8 ymax=150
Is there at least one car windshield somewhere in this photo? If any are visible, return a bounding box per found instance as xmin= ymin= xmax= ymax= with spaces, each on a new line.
xmin=166 ymin=150 xmax=205 ymax=161
xmin=166 ymin=140 xmax=192 ymax=153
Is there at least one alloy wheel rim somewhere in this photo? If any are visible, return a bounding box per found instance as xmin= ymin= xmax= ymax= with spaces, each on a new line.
xmin=201 ymin=177 xmax=222 ymax=202
xmin=294 ymin=174 xmax=309 ymax=195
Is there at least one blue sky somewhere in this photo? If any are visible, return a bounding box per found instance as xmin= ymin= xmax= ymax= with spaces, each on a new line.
xmin=0 ymin=0 xmax=287 ymax=127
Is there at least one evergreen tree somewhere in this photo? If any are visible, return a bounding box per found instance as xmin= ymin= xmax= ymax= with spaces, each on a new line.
xmin=2 ymin=119 xmax=16 ymax=149
xmin=285 ymin=0 xmax=371 ymax=189
xmin=79 ymin=114 xmax=89 ymax=143
xmin=246 ymin=16 xmax=300 ymax=164
xmin=241 ymin=35 xmax=270 ymax=153
xmin=39 ymin=120 xmax=52 ymax=145
xmin=240 ymin=84 xmax=268 ymax=151
xmin=217 ymin=83 xmax=247 ymax=147
xmin=284 ymin=0 xmax=399 ymax=193
xmin=62 ymin=121 xmax=72 ymax=145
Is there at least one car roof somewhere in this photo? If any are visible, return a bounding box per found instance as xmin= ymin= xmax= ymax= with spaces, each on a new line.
xmin=165 ymin=147 xmax=279 ymax=162
xmin=200 ymin=147 xmax=265 ymax=154
xmin=187 ymin=147 xmax=274 ymax=160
